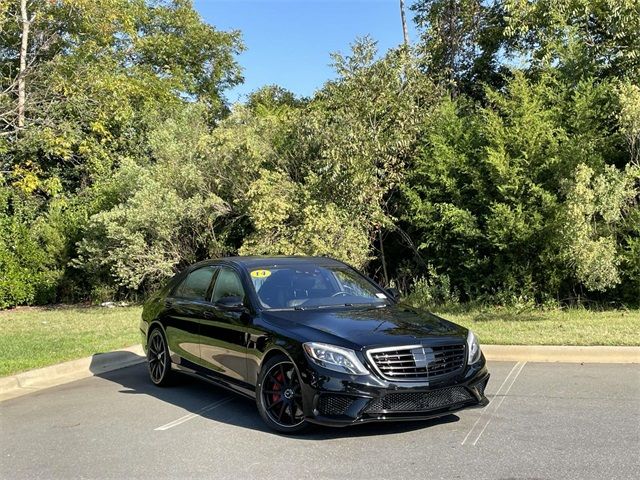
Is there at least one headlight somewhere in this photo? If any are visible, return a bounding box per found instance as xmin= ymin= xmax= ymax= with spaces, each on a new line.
xmin=467 ymin=330 xmax=482 ymax=364
xmin=303 ymin=342 xmax=369 ymax=375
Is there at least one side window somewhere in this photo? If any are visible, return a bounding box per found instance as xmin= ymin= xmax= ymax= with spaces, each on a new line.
xmin=174 ymin=267 xmax=216 ymax=300
xmin=211 ymin=267 xmax=246 ymax=303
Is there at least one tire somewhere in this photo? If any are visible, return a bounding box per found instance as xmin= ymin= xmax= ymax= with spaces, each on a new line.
xmin=256 ymin=354 xmax=308 ymax=434
xmin=147 ymin=328 xmax=173 ymax=386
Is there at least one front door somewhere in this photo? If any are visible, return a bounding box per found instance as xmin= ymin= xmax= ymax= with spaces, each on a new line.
xmin=198 ymin=266 xmax=249 ymax=382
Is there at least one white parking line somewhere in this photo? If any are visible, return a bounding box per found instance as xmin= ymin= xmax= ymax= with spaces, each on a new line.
xmin=154 ymin=397 xmax=232 ymax=431
xmin=461 ymin=361 xmax=527 ymax=446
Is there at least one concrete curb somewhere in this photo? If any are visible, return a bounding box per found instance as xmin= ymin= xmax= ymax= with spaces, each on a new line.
xmin=483 ymin=345 xmax=640 ymax=364
xmin=1 ymin=344 xmax=638 ymax=403
xmin=0 ymin=345 xmax=145 ymax=403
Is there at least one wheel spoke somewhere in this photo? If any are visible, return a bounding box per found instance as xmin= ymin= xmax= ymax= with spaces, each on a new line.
xmin=266 ymin=398 xmax=283 ymax=411
xmin=268 ymin=373 xmax=282 ymax=386
xmin=277 ymin=402 xmax=286 ymax=421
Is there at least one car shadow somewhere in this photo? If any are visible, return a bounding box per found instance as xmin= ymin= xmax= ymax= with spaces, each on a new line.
xmin=91 ymin=355 xmax=460 ymax=439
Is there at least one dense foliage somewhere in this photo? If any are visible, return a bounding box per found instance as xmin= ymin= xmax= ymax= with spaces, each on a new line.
xmin=1 ymin=0 xmax=638 ymax=309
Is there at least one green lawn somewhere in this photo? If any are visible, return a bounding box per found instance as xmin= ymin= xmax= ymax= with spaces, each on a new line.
xmin=435 ymin=308 xmax=640 ymax=347
xmin=0 ymin=305 xmax=142 ymax=377
xmin=0 ymin=305 xmax=638 ymax=377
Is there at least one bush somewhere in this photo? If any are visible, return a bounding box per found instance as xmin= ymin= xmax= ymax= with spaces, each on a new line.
xmin=404 ymin=269 xmax=459 ymax=310
xmin=0 ymin=188 xmax=61 ymax=308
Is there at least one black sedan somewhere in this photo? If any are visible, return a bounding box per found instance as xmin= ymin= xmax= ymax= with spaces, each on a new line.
xmin=140 ymin=256 xmax=490 ymax=433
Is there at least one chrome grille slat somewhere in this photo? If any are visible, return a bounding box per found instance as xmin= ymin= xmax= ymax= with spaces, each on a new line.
xmin=376 ymin=360 xmax=418 ymax=365
xmin=376 ymin=353 xmax=413 ymax=360
xmin=380 ymin=365 xmax=424 ymax=370
xmin=373 ymin=357 xmax=415 ymax=362
xmin=382 ymin=371 xmax=425 ymax=376
xmin=367 ymin=343 xmax=466 ymax=381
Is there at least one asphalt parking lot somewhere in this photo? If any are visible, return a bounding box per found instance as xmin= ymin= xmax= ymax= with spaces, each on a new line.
xmin=1 ymin=360 xmax=639 ymax=480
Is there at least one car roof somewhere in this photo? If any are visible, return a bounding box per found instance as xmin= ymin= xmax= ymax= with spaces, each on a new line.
xmin=191 ymin=255 xmax=349 ymax=271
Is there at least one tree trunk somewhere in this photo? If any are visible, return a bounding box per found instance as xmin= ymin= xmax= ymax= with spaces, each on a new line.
xmin=18 ymin=0 xmax=30 ymax=129
xmin=400 ymin=0 xmax=410 ymax=47
xmin=379 ymin=228 xmax=389 ymax=286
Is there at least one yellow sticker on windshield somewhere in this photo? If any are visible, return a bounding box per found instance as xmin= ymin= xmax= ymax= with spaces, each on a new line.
xmin=251 ymin=269 xmax=272 ymax=278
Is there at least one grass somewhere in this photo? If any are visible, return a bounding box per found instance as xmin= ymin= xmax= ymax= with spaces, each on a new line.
xmin=0 ymin=305 xmax=142 ymax=377
xmin=434 ymin=308 xmax=640 ymax=347
xmin=0 ymin=304 xmax=638 ymax=377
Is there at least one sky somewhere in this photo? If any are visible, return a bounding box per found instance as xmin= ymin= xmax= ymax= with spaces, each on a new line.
xmin=193 ymin=0 xmax=419 ymax=102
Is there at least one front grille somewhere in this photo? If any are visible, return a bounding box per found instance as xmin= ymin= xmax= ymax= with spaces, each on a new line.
xmin=317 ymin=395 xmax=356 ymax=416
xmin=363 ymin=386 xmax=473 ymax=414
xmin=367 ymin=344 xmax=466 ymax=381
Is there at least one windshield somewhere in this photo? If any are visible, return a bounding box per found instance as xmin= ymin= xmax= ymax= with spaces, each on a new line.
xmin=249 ymin=265 xmax=389 ymax=310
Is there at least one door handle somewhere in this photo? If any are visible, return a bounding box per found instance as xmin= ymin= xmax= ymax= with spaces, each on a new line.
xmin=203 ymin=311 xmax=214 ymax=320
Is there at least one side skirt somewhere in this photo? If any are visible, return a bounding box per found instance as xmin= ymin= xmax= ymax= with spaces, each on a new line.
xmin=173 ymin=359 xmax=256 ymax=400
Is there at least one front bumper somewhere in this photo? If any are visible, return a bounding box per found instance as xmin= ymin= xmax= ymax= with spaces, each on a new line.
xmin=298 ymin=355 xmax=490 ymax=427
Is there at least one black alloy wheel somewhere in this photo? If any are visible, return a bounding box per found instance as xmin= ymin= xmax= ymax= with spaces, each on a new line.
xmin=148 ymin=329 xmax=172 ymax=386
xmin=257 ymin=356 xmax=307 ymax=433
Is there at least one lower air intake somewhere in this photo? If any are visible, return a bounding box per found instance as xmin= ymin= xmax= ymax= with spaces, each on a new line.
xmin=364 ymin=386 xmax=473 ymax=414
xmin=475 ymin=377 xmax=489 ymax=396
xmin=317 ymin=395 xmax=356 ymax=416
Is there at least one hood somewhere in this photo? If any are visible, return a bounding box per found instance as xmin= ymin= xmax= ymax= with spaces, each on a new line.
xmin=261 ymin=304 xmax=467 ymax=349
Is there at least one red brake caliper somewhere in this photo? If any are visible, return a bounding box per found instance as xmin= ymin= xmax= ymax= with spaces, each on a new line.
xmin=272 ymin=372 xmax=284 ymax=403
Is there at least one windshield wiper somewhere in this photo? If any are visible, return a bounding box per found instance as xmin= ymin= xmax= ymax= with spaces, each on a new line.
xmin=292 ymin=302 xmax=387 ymax=310
xmin=339 ymin=303 xmax=389 ymax=310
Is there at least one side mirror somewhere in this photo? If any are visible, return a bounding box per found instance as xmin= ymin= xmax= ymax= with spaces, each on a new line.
xmin=214 ymin=295 xmax=246 ymax=312
xmin=386 ymin=287 xmax=401 ymax=301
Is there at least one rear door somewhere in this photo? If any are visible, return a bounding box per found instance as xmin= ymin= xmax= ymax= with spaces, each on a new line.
xmin=198 ymin=266 xmax=250 ymax=382
xmin=165 ymin=265 xmax=217 ymax=368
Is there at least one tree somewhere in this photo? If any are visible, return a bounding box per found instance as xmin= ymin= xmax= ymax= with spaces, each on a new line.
xmin=246 ymin=85 xmax=302 ymax=113
xmin=75 ymin=105 xmax=231 ymax=291
xmin=411 ymin=0 xmax=506 ymax=96
xmin=0 ymin=1 xmax=244 ymax=305
xmin=400 ymin=0 xmax=410 ymax=46
xmin=17 ymin=0 xmax=29 ymax=128
xmin=561 ymin=163 xmax=639 ymax=292
xmin=399 ymin=66 xmax=639 ymax=304
xmin=2 ymin=0 xmax=639 ymax=309
xmin=502 ymin=0 xmax=640 ymax=82
xmin=1 ymin=0 xmax=244 ymax=180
